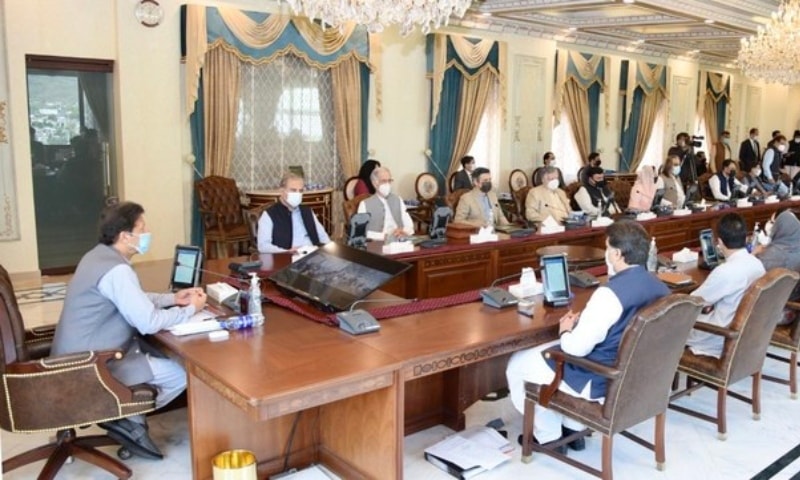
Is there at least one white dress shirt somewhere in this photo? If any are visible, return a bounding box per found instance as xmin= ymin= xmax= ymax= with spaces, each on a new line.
xmin=574 ymin=186 xmax=619 ymax=216
xmin=357 ymin=195 xmax=415 ymax=240
xmin=686 ymin=249 xmax=766 ymax=358
xmin=257 ymin=207 xmax=331 ymax=253
xmin=708 ymin=174 xmax=746 ymax=201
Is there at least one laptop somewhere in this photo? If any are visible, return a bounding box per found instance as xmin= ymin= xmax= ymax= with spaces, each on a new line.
xmin=170 ymin=245 xmax=203 ymax=291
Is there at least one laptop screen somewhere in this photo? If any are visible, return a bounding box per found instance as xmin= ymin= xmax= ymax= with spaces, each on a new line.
xmin=541 ymin=254 xmax=571 ymax=302
xmin=171 ymin=245 xmax=203 ymax=291
xmin=268 ymin=243 xmax=411 ymax=312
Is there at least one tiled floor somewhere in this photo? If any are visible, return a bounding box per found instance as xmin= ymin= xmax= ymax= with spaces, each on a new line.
xmin=4 ymin=294 xmax=800 ymax=479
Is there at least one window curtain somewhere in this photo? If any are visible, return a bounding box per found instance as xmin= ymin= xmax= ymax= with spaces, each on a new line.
xmin=619 ymin=61 xmax=669 ymax=171
xmin=427 ymin=34 xmax=506 ymax=189
xmin=182 ymin=5 xmax=378 ymax=241
xmin=697 ymin=71 xmax=731 ymax=164
xmin=554 ymin=50 xmax=609 ymax=164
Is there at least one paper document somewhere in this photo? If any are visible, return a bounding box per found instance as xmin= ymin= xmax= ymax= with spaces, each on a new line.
xmin=168 ymin=309 xmax=222 ymax=336
xmin=425 ymin=434 xmax=509 ymax=471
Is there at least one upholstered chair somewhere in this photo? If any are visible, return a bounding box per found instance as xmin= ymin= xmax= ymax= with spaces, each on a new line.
xmin=764 ymin=301 xmax=800 ymax=397
xmin=195 ymin=175 xmax=251 ymax=259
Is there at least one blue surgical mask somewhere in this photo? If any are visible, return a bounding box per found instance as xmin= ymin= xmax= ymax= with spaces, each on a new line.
xmin=132 ymin=232 xmax=152 ymax=254
xmin=672 ymin=166 xmax=681 ymax=176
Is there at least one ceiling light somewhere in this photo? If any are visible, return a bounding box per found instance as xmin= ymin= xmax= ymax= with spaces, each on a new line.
xmin=739 ymin=0 xmax=800 ymax=84
xmin=567 ymin=27 xmax=577 ymax=32
xmin=704 ymin=19 xmax=715 ymax=24
xmin=283 ymin=0 xmax=472 ymax=35
xmin=478 ymin=11 xmax=492 ymax=17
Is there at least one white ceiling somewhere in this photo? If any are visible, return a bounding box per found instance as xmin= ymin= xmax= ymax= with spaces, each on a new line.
xmin=455 ymin=0 xmax=780 ymax=65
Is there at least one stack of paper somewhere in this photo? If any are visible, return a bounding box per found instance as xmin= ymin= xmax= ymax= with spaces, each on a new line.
xmin=424 ymin=426 xmax=511 ymax=479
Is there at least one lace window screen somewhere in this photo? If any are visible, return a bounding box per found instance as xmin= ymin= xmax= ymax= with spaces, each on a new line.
xmin=551 ymin=111 xmax=582 ymax=184
xmin=231 ymin=55 xmax=340 ymax=192
xmin=467 ymin=83 xmax=501 ymax=185
xmin=637 ymin=102 xmax=667 ymax=171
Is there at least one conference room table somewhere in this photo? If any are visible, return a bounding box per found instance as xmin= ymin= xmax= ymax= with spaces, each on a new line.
xmin=140 ymin=201 xmax=790 ymax=479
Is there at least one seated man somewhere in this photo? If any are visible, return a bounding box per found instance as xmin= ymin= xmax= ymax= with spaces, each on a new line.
xmin=257 ymin=172 xmax=331 ymax=253
xmin=506 ymin=221 xmax=670 ymax=449
xmin=741 ymin=163 xmax=785 ymax=198
xmin=686 ymin=213 xmax=765 ymax=358
xmin=574 ymin=166 xmax=619 ymax=217
xmin=454 ymin=167 xmax=511 ymax=228
xmin=52 ymin=202 xmax=207 ymax=459
xmin=452 ymin=155 xmax=475 ymax=191
xmin=525 ymin=166 xmax=571 ymax=224
xmin=357 ymin=166 xmax=415 ymax=240
xmin=709 ymin=159 xmax=747 ymax=201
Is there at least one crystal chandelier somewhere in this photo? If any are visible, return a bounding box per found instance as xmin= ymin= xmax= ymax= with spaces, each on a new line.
xmin=738 ymin=0 xmax=800 ymax=84
xmin=283 ymin=0 xmax=473 ymax=36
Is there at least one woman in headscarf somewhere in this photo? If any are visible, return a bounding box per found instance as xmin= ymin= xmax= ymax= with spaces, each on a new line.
xmin=354 ymin=159 xmax=381 ymax=196
xmin=627 ymin=165 xmax=658 ymax=211
xmin=754 ymin=209 xmax=800 ymax=325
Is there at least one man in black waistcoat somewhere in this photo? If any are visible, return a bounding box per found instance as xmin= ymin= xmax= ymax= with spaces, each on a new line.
xmin=256 ymin=172 xmax=330 ymax=253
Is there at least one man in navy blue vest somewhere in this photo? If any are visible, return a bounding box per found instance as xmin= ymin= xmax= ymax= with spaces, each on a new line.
xmin=709 ymin=159 xmax=746 ymax=201
xmin=257 ymin=172 xmax=330 ymax=253
xmin=506 ymin=220 xmax=670 ymax=451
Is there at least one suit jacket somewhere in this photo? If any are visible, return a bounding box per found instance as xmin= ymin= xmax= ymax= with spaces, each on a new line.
xmin=452 ymin=170 xmax=472 ymax=191
xmin=525 ymin=185 xmax=570 ymax=223
xmin=739 ymin=139 xmax=761 ymax=172
xmin=454 ymin=189 xmax=510 ymax=227
xmin=714 ymin=141 xmax=732 ymax=172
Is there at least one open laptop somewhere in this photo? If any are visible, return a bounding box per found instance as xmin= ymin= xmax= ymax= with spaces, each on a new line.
xmin=170 ymin=245 xmax=203 ymax=291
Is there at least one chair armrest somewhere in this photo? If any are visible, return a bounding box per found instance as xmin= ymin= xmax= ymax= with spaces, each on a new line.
xmin=24 ymin=324 xmax=57 ymax=360
xmin=538 ymin=347 xmax=621 ymax=407
xmin=691 ymin=321 xmax=739 ymax=339
xmin=786 ymin=301 xmax=800 ymax=311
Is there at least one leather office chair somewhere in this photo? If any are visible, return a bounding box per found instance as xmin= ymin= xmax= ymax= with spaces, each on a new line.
xmin=522 ymin=294 xmax=704 ymax=480
xmin=763 ymin=301 xmax=800 ymax=398
xmin=195 ymin=175 xmax=251 ymax=259
xmin=669 ymin=268 xmax=799 ymax=439
xmin=0 ymin=264 xmax=156 ymax=479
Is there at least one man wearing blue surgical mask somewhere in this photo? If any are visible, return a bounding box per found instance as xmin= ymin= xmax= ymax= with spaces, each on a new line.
xmin=257 ymin=172 xmax=330 ymax=253
xmin=52 ymin=201 xmax=207 ymax=460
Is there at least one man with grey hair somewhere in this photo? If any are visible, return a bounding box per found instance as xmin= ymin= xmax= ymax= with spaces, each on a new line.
xmin=525 ymin=166 xmax=571 ymax=224
xmin=357 ymin=167 xmax=415 ymax=240
xmin=257 ymin=172 xmax=330 ymax=253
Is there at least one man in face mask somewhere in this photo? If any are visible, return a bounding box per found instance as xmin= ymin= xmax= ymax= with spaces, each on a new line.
xmin=709 ymin=159 xmax=747 ymax=201
xmin=52 ymin=201 xmax=207 ymax=460
xmin=525 ymin=166 xmax=571 ymax=224
xmin=358 ymin=166 xmax=415 ymax=240
xmin=452 ymin=155 xmax=475 ymax=191
xmin=537 ymin=152 xmax=566 ymax=189
xmin=574 ymin=167 xmax=618 ymax=217
xmin=258 ymin=172 xmax=331 ymax=253
xmin=454 ymin=167 xmax=510 ymax=228
xmin=506 ymin=220 xmax=669 ymax=451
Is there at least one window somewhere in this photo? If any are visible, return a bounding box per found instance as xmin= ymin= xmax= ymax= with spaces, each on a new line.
xmin=551 ymin=111 xmax=582 ymax=183
xmin=467 ymin=84 xmax=500 ymax=184
xmin=231 ymin=55 xmax=339 ymax=192
xmin=637 ymin=102 xmax=667 ymax=171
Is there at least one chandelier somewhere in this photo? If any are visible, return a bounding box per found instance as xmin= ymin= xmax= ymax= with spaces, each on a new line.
xmin=283 ymin=0 xmax=473 ymax=36
xmin=738 ymin=0 xmax=800 ymax=84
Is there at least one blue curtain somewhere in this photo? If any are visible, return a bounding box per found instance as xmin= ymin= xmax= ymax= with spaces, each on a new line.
xmin=429 ymin=68 xmax=462 ymax=188
xmin=189 ymin=78 xmax=205 ymax=246
xmin=620 ymin=89 xmax=644 ymax=173
xmin=360 ymin=62 xmax=370 ymax=165
xmin=717 ymin=97 xmax=727 ymax=136
xmin=587 ymin=83 xmax=600 ymax=153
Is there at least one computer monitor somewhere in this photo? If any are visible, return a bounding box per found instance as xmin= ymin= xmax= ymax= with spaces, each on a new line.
xmin=170 ymin=245 xmax=203 ymax=291
xmin=541 ymin=253 xmax=571 ymax=307
xmin=268 ymin=243 xmax=412 ymax=312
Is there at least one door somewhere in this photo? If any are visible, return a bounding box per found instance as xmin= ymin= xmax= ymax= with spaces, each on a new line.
xmin=26 ymin=56 xmax=116 ymax=274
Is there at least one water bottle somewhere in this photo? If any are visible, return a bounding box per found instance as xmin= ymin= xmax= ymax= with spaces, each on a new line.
xmin=218 ymin=314 xmax=261 ymax=330
xmin=749 ymin=222 xmax=760 ymax=252
xmin=647 ymin=237 xmax=658 ymax=272
xmin=247 ymin=273 xmax=264 ymax=326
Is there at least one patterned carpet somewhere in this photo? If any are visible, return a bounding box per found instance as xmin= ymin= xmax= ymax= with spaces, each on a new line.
xmin=14 ymin=283 xmax=67 ymax=305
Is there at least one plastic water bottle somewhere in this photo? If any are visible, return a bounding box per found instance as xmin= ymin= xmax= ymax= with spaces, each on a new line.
xmin=247 ymin=273 xmax=264 ymax=326
xmin=218 ymin=314 xmax=261 ymax=330
xmin=647 ymin=237 xmax=658 ymax=272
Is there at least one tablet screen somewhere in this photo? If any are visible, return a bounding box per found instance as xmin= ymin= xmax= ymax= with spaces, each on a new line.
xmin=699 ymin=229 xmax=718 ymax=266
xmin=171 ymin=245 xmax=203 ymax=290
xmin=541 ymin=254 xmax=570 ymax=301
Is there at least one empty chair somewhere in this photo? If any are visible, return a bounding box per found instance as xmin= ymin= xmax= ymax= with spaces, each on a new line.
xmin=195 ymin=175 xmax=251 ymax=259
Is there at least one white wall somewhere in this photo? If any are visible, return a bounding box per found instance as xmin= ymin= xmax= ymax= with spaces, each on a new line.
xmin=2 ymin=0 xmax=800 ymax=275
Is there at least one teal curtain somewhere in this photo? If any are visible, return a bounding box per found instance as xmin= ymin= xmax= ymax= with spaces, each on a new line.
xmin=717 ymin=97 xmax=727 ymax=136
xmin=620 ymin=89 xmax=644 ymax=172
xmin=360 ymin=62 xmax=370 ymax=165
xmin=587 ymin=83 xmax=600 ymax=152
xmin=189 ymin=79 xmax=205 ymax=246
xmin=618 ymin=60 xmax=668 ymax=171
xmin=429 ymin=69 xmax=462 ymax=187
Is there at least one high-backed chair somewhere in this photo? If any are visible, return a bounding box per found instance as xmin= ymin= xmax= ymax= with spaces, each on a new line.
xmin=669 ymin=268 xmax=799 ymax=439
xmin=763 ymin=301 xmax=800 ymax=398
xmin=0 ymin=264 xmax=156 ymax=479
xmin=343 ymin=176 xmax=359 ymax=201
xmin=522 ymin=294 xmax=704 ymax=480
xmin=195 ymin=175 xmax=251 ymax=259
xmin=445 ymin=188 xmax=470 ymax=214
xmin=514 ymin=185 xmax=532 ymax=223
xmin=343 ymin=193 xmax=370 ymax=226
xmin=245 ymin=204 xmax=270 ymax=254
xmin=509 ymin=169 xmax=529 ymax=193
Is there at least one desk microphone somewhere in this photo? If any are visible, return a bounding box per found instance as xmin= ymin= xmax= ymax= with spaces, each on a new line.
xmin=481 ymin=272 xmax=522 ymax=309
xmin=336 ymin=298 xmax=417 ymax=336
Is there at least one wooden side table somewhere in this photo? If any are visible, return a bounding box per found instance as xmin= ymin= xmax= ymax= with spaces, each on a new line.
xmin=246 ymin=188 xmax=333 ymax=233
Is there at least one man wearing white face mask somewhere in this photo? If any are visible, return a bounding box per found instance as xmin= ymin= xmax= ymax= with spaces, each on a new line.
xmin=358 ymin=166 xmax=415 ymax=240
xmin=53 ymin=201 xmax=207 ymax=460
xmin=257 ymin=172 xmax=330 ymax=253
xmin=525 ymin=166 xmax=571 ymax=224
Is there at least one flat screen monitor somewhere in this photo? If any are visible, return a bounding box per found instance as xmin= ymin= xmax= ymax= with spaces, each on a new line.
xmin=541 ymin=254 xmax=571 ymax=305
xmin=171 ymin=245 xmax=203 ymax=291
xmin=268 ymin=243 xmax=412 ymax=312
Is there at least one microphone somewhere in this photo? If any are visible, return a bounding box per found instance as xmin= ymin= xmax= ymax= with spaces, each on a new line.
xmin=482 ymin=272 xmax=522 ymax=309
xmin=336 ymin=298 xmax=417 ymax=335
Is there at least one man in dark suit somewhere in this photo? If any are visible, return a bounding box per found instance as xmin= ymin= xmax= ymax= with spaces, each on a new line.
xmin=452 ymin=155 xmax=475 ymax=191
xmin=738 ymin=127 xmax=761 ymax=172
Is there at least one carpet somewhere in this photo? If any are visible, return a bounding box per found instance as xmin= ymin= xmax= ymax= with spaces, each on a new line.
xmin=14 ymin=282 xmax=67 ymax=305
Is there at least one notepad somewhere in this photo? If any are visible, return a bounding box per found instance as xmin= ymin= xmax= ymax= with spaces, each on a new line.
xmin=168 ymin=310 xmax=223 ymax=336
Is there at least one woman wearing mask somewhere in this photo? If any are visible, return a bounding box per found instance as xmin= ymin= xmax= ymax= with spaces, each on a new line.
xmin=656 ymin=154 xmax=685 ymax=208
xmin=627 ymin=165 xmax=658 ymax=211
xmin=754 ymin=209 xmax=800 ymax=325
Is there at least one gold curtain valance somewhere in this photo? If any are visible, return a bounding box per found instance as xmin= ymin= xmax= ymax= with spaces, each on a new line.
xmin=696 ymin=70 xmax=733 ymax=125
xmin=623 ymin=62 xmax=670 ymax=130
xmin=554 ymin=50 xmax=610 ymax=127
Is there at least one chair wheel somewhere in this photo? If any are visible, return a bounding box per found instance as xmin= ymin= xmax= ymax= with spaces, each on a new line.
xmin=118 ymin=447 xmax=132 ymax=460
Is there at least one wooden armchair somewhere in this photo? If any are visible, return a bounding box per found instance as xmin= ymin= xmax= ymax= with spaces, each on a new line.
xmin=522 ymin=294 xmax=704 ymax=480
xmin=669 ymin=268 xmax=800 ymax=439
xmin=0 ymin=264 xmax=156 ymax=479
xmin=513 ymin=185 xmax=532 ymax=224
xmin=195 ymin=175 xmax=251 ymax=259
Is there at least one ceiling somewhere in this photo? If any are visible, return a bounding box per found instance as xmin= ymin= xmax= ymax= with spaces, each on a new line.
xmin=455 ymin=0 xmax=781 ymax=66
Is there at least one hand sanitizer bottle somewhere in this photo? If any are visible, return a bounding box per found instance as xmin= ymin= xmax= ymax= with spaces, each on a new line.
xmin=247 ymin=272 xmax=264 ymax=326
xmin=647 ymin=237 xmax=658 ymax=272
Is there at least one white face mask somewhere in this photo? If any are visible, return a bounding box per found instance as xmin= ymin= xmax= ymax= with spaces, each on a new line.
xmin=722 ymin=137 xmax=730 ymax=145
xmin=754 ymin=168 xmax=762 ymax=177
xmin=605 ymin=248 xmax=617 ymax=277
xmin=547 ymin=178 xmax=559 ymax=191
xmin=752 ymin=136 xmax=759 ymax=142
xmin=794 ymin=138 xmax=800 ymax=143
xmin=672 ymin=166 xmax=681 ymax=176
xmin=286 ymin=191 xmax=302 ymax=208
xmin=778 ymin=144 xmax=787 ymax=152
xmin=378 ymin=183 xmax=392 ymax=197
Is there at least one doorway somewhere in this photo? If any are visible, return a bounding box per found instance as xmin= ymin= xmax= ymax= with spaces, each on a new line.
xmin=26 ymin=56 xmax=116 ymax=274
